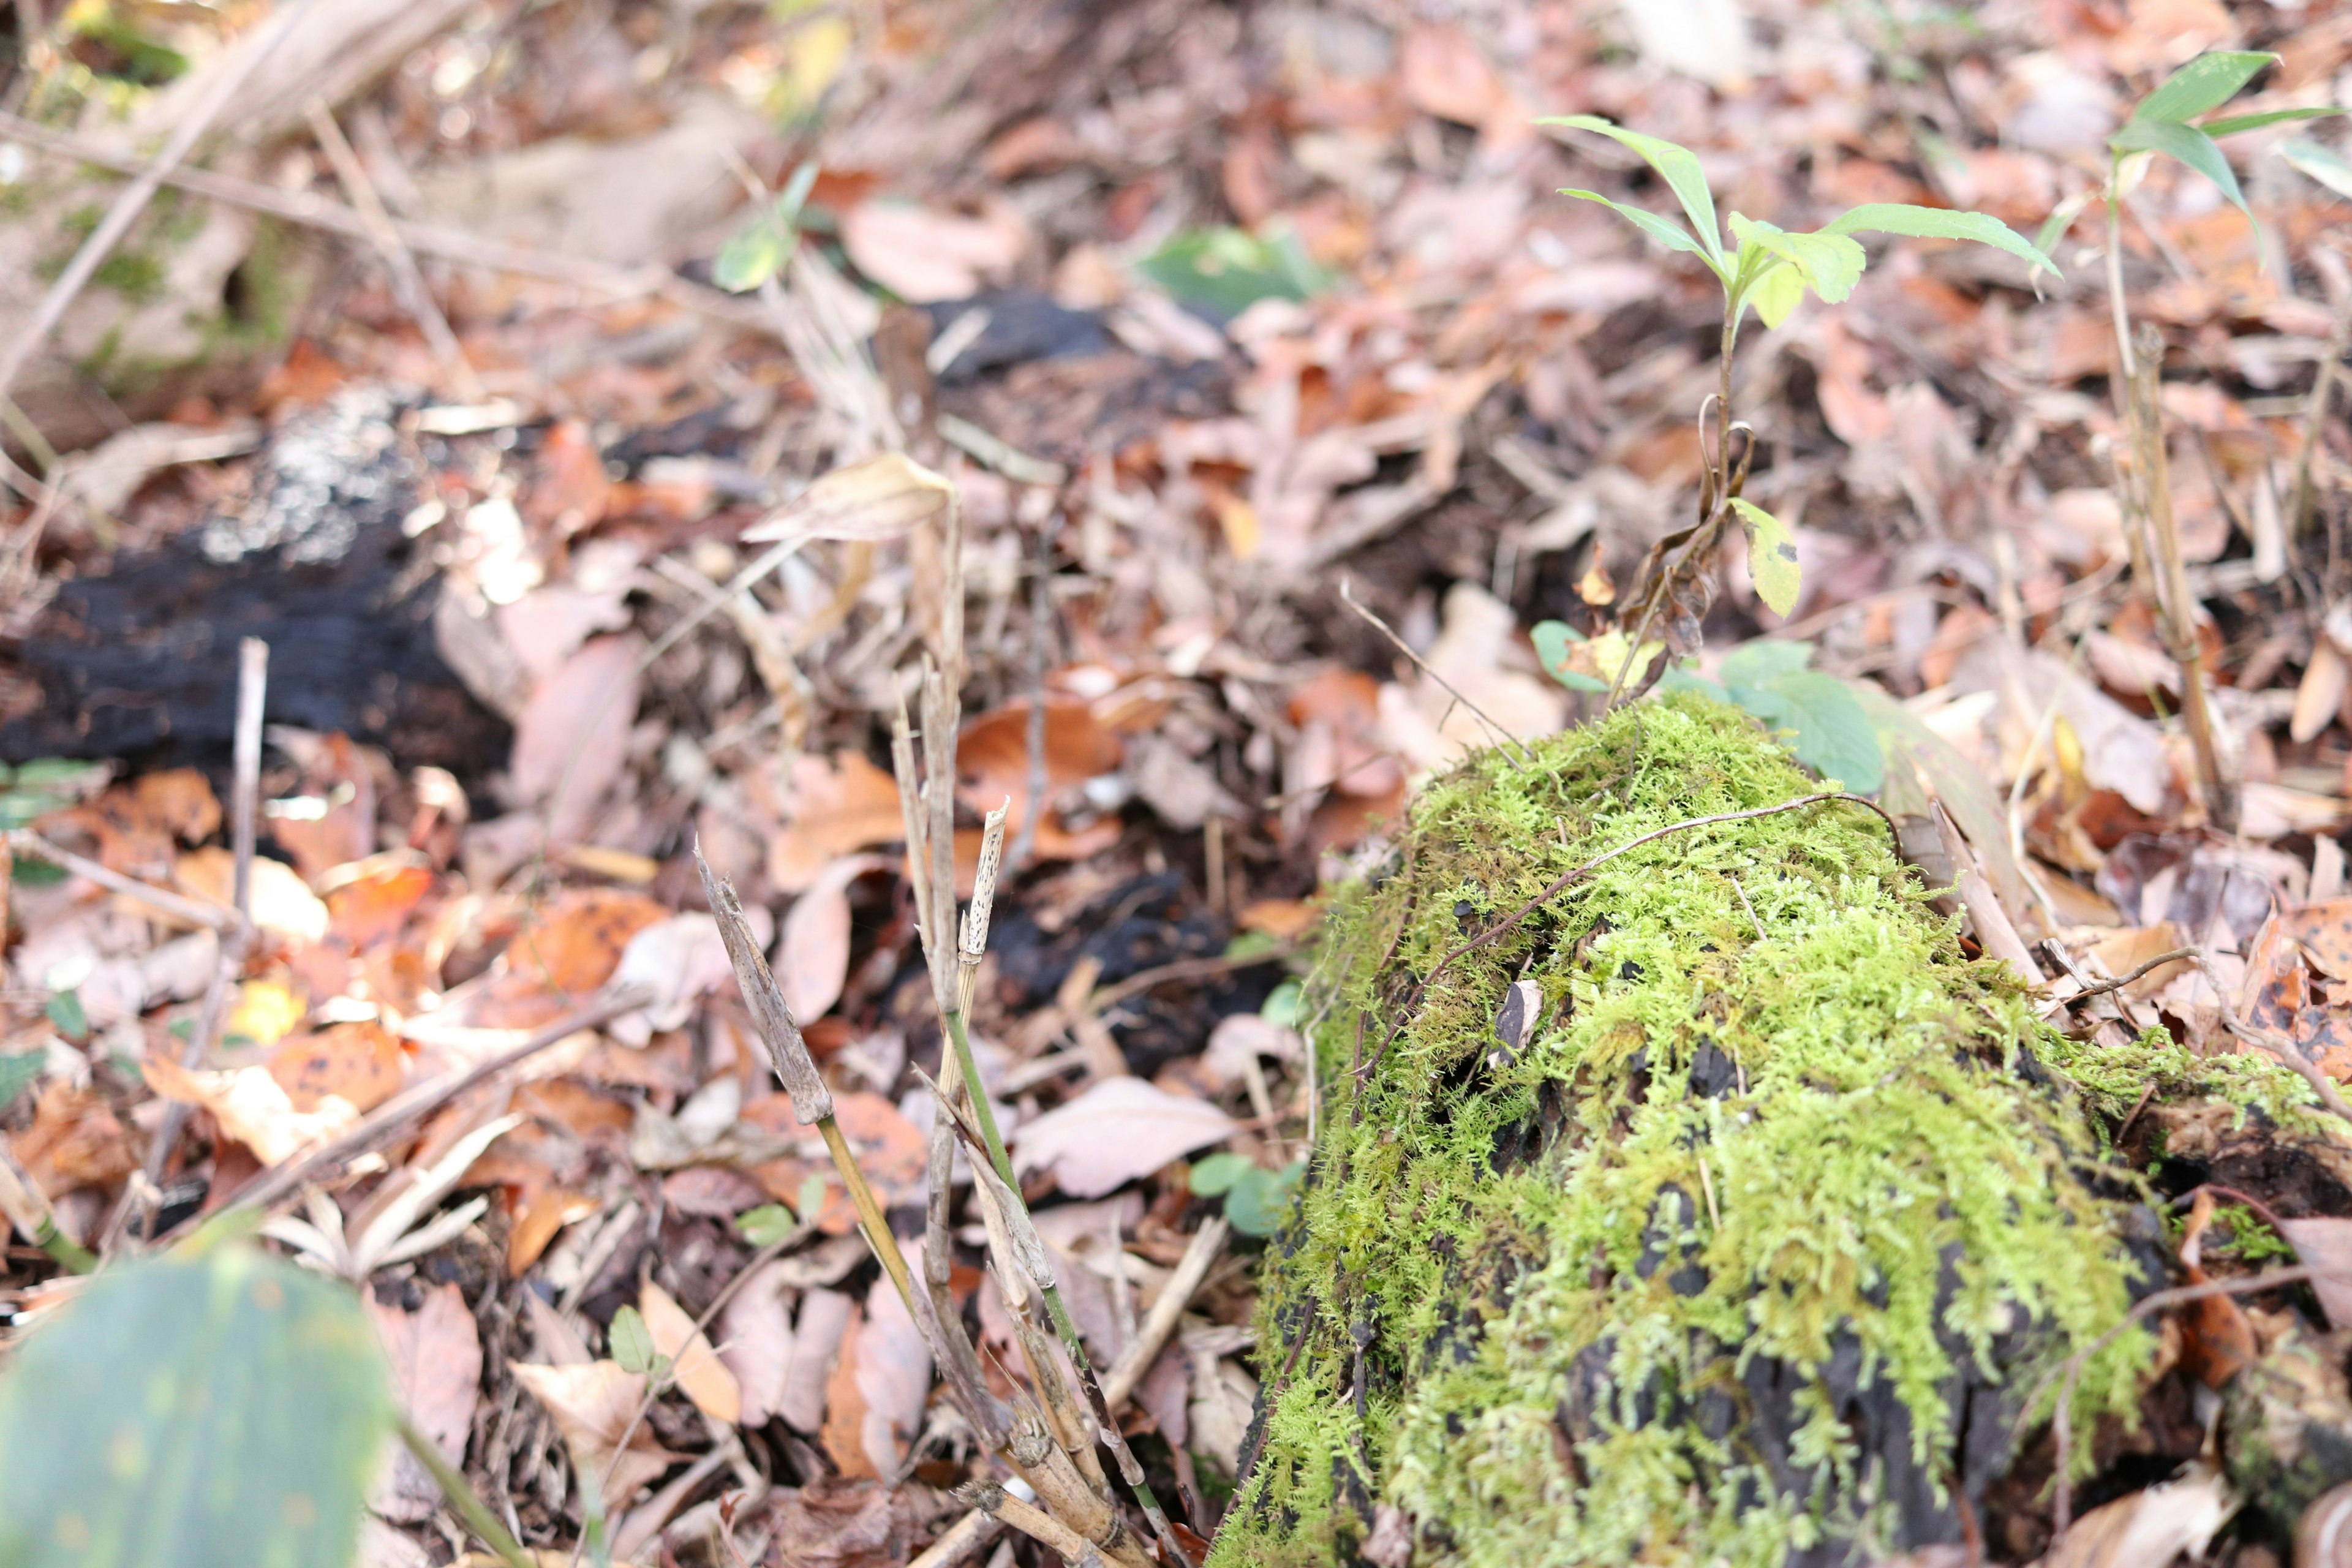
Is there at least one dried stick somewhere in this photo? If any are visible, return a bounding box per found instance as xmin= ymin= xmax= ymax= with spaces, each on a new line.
xmin=7 ymin=830 xmax=236 ymax=930
xmin=2044 ymin=1264 xmax=2325 ymax=1537
xmin=2125 ymin=323 xmax=2236 ymax=833
xmin=205 ymin=986 xmax=652 ymax=1225
xmin=695 ymin=848 xmax=916 ymax=1316
xmin=1338 ymin=577 xmax=1534 ymax=766
xmin=959 ymin=1481 xmax=1115 ymax=1567
xmin=2043 ymin=947 xmax=2196 ymax=1011
xmin=0 ymin=0 xmax=328 ymax=400
xmin=1103 ymin=1215 xmax=1231 ymax=1410
xmin=907 ymin=1509 xmax=1001 ymax=1568
xmin=303 ymin=99 xmax=483 ymax=398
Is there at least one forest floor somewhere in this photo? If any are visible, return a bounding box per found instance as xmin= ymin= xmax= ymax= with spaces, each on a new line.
xmin=4 ymin=0 xmax=2352 ymax=1564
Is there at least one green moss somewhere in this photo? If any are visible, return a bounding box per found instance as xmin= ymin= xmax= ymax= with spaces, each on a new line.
xmin=1222 ymin=696 xmax=2169 ymax=1568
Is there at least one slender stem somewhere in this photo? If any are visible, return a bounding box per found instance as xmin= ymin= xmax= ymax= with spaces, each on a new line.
xmin=816 ymin=1115 xmax=918 ymax=1315
xmin=943 ymin=1009 xmax=1016 ymax=1190
xmin=1037 ymin=1283 xmax=1195 ymax=1568
xmin=2105 ymin=166 xmax=2136 ymax=385
xmin=399 ymin=1414 xmax=533 ymax=1568
xmin=34 ymin=1218 xmax=96 ymax=1273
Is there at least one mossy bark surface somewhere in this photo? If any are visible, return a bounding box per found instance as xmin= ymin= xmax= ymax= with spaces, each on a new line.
xmin=1221 ymin=696 xmax=2162 ymax=1568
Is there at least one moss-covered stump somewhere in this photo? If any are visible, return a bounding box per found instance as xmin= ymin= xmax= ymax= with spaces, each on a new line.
xmin=1222 ymin=696 xmax=2160 ymax=1568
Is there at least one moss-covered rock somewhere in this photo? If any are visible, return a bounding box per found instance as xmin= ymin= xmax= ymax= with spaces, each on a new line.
xmin=1221 ymin=696 xmax=2165 ymax=1568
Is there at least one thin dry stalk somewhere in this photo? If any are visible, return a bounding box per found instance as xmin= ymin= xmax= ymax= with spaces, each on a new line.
xmin=959 ymin=1479 xmax=1114 ymax=1568
xmin=1103 ymin=1216 xmax=1231 ymax=1410
xmin=2293 ymin=246 xmax=2351 ymax=547
xmin=695 ymin=848 xmax=917 ymax=1316
xmin=6 ymin=830 xmax=237 ymax=930
xmin=1337 ymin=577 xmax=1533 ymax=766
xmin=2125 ymin=322 xmax=2236 ymax=834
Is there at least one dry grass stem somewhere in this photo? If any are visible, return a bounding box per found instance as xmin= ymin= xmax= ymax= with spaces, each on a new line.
xmin=1104 ymin=1216 xmax=1231 ymax=1411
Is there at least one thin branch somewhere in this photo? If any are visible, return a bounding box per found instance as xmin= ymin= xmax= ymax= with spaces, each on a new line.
xmin=7 ymin=830 xmax=239 ymax=930
xmin=2192 ymin=953 xmax=2352 ymax=1131
xmin=2047 ymin=947 xmax=2195 ymax=1009
xmin=1337 ymin=577 xmax=1534 ymax=766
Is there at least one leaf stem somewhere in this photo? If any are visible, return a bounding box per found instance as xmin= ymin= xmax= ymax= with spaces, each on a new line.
xmin=398 ymin=1412 xmax=533 ymax=1568
xmin=817 ymin=1114 xmax=919 ymax=1314
xmin=943 ymin=1008 xmax=1016 ymax=1189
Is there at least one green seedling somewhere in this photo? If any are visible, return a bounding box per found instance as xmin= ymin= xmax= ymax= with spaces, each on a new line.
xmin=1189 ymin=1152 xmax=1308 ymax=1238
xmin=1540 ymin=115 xmax=2056 ymax=704
xmin=713 ymin=159 xmax=820 ymax=295
xmin=606 ymin=1304 xmax=672 ymax=1382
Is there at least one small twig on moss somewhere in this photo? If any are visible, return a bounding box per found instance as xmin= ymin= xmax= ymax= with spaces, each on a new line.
xmin=1337 ymin=577 xmax=1535 ymax=766
xmin=399 ymin=1413 xmax=533 ymax=1568
xmin=2049 ymin=947 xmax=2195 ymax=1010
xmin=2043 ymin=1264 xmax=2323 ymax=1539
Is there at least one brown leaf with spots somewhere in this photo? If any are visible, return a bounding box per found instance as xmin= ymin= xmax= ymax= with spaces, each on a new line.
xmin=267 ymin=1022 xmax=407 ymax=1114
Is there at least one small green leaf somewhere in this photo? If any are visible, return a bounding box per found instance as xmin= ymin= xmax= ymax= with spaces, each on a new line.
xmin=1728 ymin=498 xmax=1801 ymax=617
xmin=713 ymin=221 xmax=789 ymax=293
xmin=1819 ymin=203 xmax=2060 ymax=277
xmin=1732 ymin=672 xmax=1884 ymax=793
xmin=1729 ymin=215 xmax=1866 ymax=303
xmin=2282 ymin=138 xmax=2352 ymax=202
xmin=1189 ymin=1153 xmax=1254 ymax=1197
xmin=1541 ymin=116 xmax=1727 ymax=274
xmin=2111 ymin=117 xmax=2246 ymax=213
xmin=2199 ymin=107 xmax=2346 ymax=137
xmin=1224 ymin=1162 xmax=1306 ymax=1237
xmin=1261 ymin=981 xmax=1303 ymax=1027
xmin=1531 ymin=620 xmax=1608 ymax=692
xmin=1716 ymin=639 xmax=1814 ymax=689
xmin=0 ymin=1242 xmax=391 ymax=1568
xmin=1656 ymin=663 xmax=1729 ymax=703
xmin=1556 ymin=189 xmax=1716 ymax=271
xmin=1748 ymin=261 xmax=1806 ymax=328
xmin=2132 ymin=50 xmax=2275 ymax=124
xmin=0 ymin=1051 xmax=43 ymax=1111
xmin=44 ymin=989 xmax=86 ymax=1041
xmin=1134 ymin=227 xmax=1332 ymax=318
xmin=609 ymin=1306 xmax=658 ymax=1375
xmin=796 ymin=1172 xmax=829 ymax=1228
xmin=736 ymin=1204 xmax=797 ymax=1247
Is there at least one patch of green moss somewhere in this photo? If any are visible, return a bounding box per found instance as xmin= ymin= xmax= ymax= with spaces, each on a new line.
xmin=1221 ymin=696 xmax=2167 ymax=1568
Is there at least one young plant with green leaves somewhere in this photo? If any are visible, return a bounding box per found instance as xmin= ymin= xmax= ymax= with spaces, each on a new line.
xmin=1537 ymin=116 xmax=2059 ymax=710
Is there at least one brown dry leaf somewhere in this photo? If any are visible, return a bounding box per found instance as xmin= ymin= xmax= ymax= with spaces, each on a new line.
xmin=143 ymin=1055 xmax=358 ymax=1166
xmin=268 ymin=1022 xmax=406 ymax=1114
xmin=327 ymin=859 xmax=435 ymax=951
xmin=741 ymin=451 xmax=953 ymax=546
xmin=2032 ymin=1460 xmax=2234 ymax=1567
xmin=2275 ymin=1217 xmax=2352 ymax=1330
xmin=508 ymin=633 xmax=644 ymax=845
xmin=764 ymin=1476 xmax=917 ymax=1568
xmin=2293 ymin=643 xmax=2347 ymax=745
xmin=131 ymin=767 xmax=220 ymax=843
xmin=174 ymin=847 xmax=330 ymax=943
xmin=782 ymin=1287 xmax=854 ymax=1434
xmin=637 ymin=1279 xmax=741 ymax=1426
xmin=524 ymin=419 xmax=612 ymax=535
xmin=837 ymin=201 xmax=1022 ymax=304
xmin=266 ymin=732 xmax=379 ymax=883
xmin=1011 ymin=1077 xmax=1237 ymax=1199
xmin=820 ymin=1268 xmax=932 ymax=1479
xmin=777 ymin=854 xmax=889 ymax=1022
xmin=510 ymin=1360 xmax=676 ymax=1512
xmin=1238 ymin=898 xmax=1320 ymax=940
xmin=368 ymin=1282 xmax=484 ymax=1521
xmin=9 ymin=1082 xmax=138 ymax=1195
xmin=1287 ymin=668 xmax=1403 ymax=800
xmin=956 ymin=696 xmax=1124 ymax=859
xmin=1399 ymin=23 xmax=1500 ymax=127
xmin=745 ymin=1091 xmax=927 ymax=1233
xmin=498 ymin=887 xmax=668 ymax=998
xmin=2177 ymin=1190 xmax=2258 ymax=1390
xmin=768 ymin=752 xmax=905 ymax=894
xmin=718 ymin=1259 xmax=794 ymax=1429
xmin=2291 ymin=900 xmax=2352 ymax=979
xmin=2088 ymin=923 xmax=2195 ymax=1001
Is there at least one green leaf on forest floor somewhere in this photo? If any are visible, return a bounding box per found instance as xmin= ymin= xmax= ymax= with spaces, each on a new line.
xmin=737 ymin=1204 xmax=797 ymax=1247
xmin=0 ymin=1052 xmax=42 ymax=1112
xmin=608 ymin=1305 xmax=664 ymax=1377
xmin=1134 ymin=227 xmax=1332 ymax=318
xmin=1728 ymin=498 xmax=1801 ymax=617
xmin=1189 ymin=1155 xmax=1306 ymax=1237
xmin=0 ymin=1241 xmax=391 ymax=1568
xmin=1663 ymin=642 xmax=1885 ymax=795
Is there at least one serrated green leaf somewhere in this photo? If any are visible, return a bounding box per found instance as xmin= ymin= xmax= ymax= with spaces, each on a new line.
xmin=609 ymin=1305 xmax=658 ymax=1374
xmin=0 ymin=1242 xmax=391 ymax=1568
xmin=1729 ymin=215 xmax=1866 ymax=303
xmin=1542 ymin=116 xmax=1727 ymax=274
xmin=2132 ymin=50 xmax=2275 ymax=124
xmin=1189 ymin=1153 xmax=1253 ymax=1197
xmin=1819 ymin=203 xmax=2061 ymax=277
xmin=2282 ymin=138 xmax=2352 ymax=202
xmin=1732 ymin=671 xmax=1884 ymax=793
xmin=1748 ymin=260 xmax=1806 ymax=327
xmin=713 ymin=221 xmax=790 ymax=293
xmin=1728 ymin=498 xmax=1801 ymax=617
xmin=1717 ymin=639 xmax=1814 ymax=689
xmin=2199 ymin=107 xmax=2346 ymax=137
xmin=0 ymin=1052 xmax=43 ymax=1110
xmin=1556 ymin=189 xmax=1716 ymax=272
xmin=2111 ymin=118 xmax=2247 ymax=213
xmin=1531 ymin=620 xmax=1608 ymax=692
xmin=736 ymin=1204 xmax=797 ymax=1247
xmin=1224 ymin=1162 xmax=1305 ymax=1237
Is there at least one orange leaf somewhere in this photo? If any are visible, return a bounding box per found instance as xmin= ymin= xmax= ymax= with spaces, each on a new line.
xmin=767 ymin=752 xmax=905 ymax=894
xmin=267 ymin=1022 xmax=407 ymax=1114
xmin=638 ymin=1280 xmax=742 ymax=1426
xmin=524 ymin=419 xmax=613 ymax=534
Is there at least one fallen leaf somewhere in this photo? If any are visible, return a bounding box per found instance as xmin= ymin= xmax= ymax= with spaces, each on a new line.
xmin=1400 ymin=24 xmax=1500 ymax=127
xmin=226 ymin=978 xmax=306 ymax=1048
xmin=9 ymin=1082 xmax=137 ymax=1194
xmin=609 ymin=907 xmax=767 ymax=1044
xmin=778 ymin=855 xmax=891 ymax=1022
xmin=143 ymin=1055 xmax=358 ymax=1166
xmin=327 ymin=860 xmax=435 ymax=951
xmin=764 ymin=1476 xmax=916 ymax=1568
xmin=638 ymin=1280 xmax=741 ymax=1427
xmin=2293 ymin=900 xmax=2352 ymax=979
xmin=1238 ymin=898 xmax=1320 ymax=940
xmin=718 ymin=1259 xmax=795 ymax=1428
xmin=741 ymin=451 xmax=954 ymax=546
xmin=368 ymin=1283 xmax=483 ymax=1521
xmin=508 ymin=634 xmax=644 ymax=845
xmin=820 ymin=1266 xmax=932 ymax=1478
xmin=1286 ymin=668 xmax=1403 ymax=800
xmin=1012 ymin=1077 xmax=1238 ymax=1198
xmin=523 ymin=419 xmax=612 ymax=535
xmin=2034 ymin=1459 xmax=2234 ymax=1568
xmin=782 ymin=1287 xmax=854 ymax=1434
xmin=174 ymin=848 xmax=330 ymax=944
xmin=768 ymin=752 xmax=905 ymax=894
xmin=131 ymin=768 xmax=221 ymax=844
xmin=268 ymin=1022 xmax=405 ymax=1114
xmin=956 ymin=697 xmax=1125 ymax=859
xmin=511 ymin=1360 xmax=676 ymax=1512
xmin=839 ymin=201 xmax=1023 ymax=304
xmin=499 ymin=888 xmax=668 ymax=999
xmin=2177 ymin=1189 xmax=2258 ymax=1390
xmin=265 ymin=732 xmax=379 ymax=883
